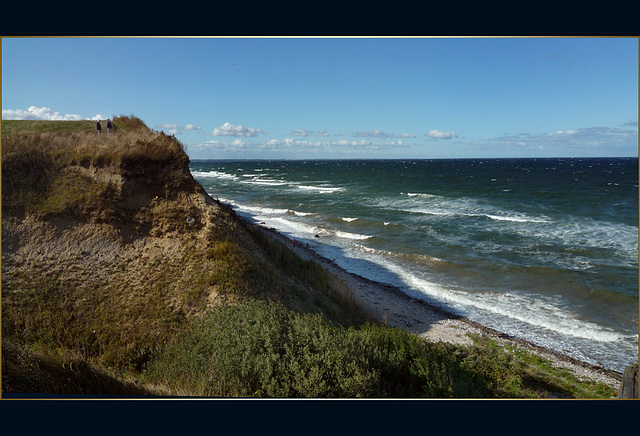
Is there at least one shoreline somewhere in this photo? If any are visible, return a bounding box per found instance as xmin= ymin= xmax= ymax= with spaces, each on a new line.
xmin=249 ymin=220 xmax=623 ymax=389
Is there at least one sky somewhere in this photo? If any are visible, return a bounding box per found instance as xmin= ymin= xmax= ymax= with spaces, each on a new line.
xmin=2 ymin=36 xmax=638 ymax=160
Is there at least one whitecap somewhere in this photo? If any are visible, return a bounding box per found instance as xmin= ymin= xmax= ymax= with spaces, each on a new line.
xmin=242 ymin=178 xmax=287 ymax=186
xmin=480 ymin=213 xmax=550 ymax=223
xmin=298 ymin=185 xmax=344 ymax=193
xmin=234 ymin=204 xmax=290 ymax=216
xmin=267 ymin=218 xmax=371 ymax=241
xmin=290 ymin=210 xmax=315 ymax=217
xmin=270 ymin=217 xmax=319 ymax=236
xmin=334 ymin=230 xmax=372 ymax=240
xmin=405 ymin=192 xmax=440 ymax=199
xmin=192 ymin=170 xmax=238 ymax=180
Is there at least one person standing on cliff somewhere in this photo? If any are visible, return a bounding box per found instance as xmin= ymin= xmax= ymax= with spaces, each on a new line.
xmin=96 ymin=120 xmax=102 ymax=134
xmin=106 ymin=119 xmax=112 ymax=133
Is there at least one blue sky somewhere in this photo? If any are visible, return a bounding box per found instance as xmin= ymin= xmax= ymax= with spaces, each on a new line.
xmin=2 ymin=36 xmax=638 ymax=159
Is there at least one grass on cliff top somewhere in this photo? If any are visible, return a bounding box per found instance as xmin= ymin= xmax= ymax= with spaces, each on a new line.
xmin=1 ymin=116 xmax=188 ymax=218
xmin=1 ymin=115 xmax=184 ymax=167
xmin=1 ymin=115 xmax=148 ymax=135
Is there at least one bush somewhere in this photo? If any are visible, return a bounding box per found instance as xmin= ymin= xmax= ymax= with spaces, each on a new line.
xmin=143 ymin=299 xmax=541 ymax=398
xmin=145 ymin=300 xmax=378 ymax=397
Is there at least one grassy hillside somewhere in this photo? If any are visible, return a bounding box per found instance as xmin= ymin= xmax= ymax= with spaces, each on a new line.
xmin=1 ymin=117 xmax=617 ymax=398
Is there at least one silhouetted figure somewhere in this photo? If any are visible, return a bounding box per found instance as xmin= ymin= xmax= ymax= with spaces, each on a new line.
xmin=96 ymin=120 xmax=102 ymax=134
xmin=106 ymin=119 xmax=112 ymax=133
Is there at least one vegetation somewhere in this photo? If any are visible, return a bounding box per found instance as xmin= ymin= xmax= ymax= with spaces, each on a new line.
xmin=1 ymin=118 xmax=617 ymax=398
xmin=2 ymin=115 xmax=188 ymax=219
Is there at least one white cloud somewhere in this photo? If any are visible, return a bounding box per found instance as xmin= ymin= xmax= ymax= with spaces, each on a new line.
xmin=427 ymin=129 xmax=458 ymax=139
xmin=292 ymin=130 xmax=313 ymax=137
xmin=1 ymin=106 xmax=93 ymax=121
xmin=487 ymin=125 xmax=638 ymax=155
xmin=211 ymin=122 xmax=267 ymax=137
xmin=354 ymin=129 xmax=415 ymax=138
xmin=159 ymin=123 xmax=181 ymax=135
xmin=193 ymin=136 xmax=408 ymax=157
xmin=157 ymin=122 xmax=203 ymax=135
xmin=551 ymin=130 xmax=577 ymax=135
xmin=291 ymin=129 xmax=334 ymax=137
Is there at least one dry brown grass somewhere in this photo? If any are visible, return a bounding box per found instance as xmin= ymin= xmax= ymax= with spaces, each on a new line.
xmin=2 ymin=117 xmax=188 ymax=216
xmin=2 ymin=124 xmax=185 ymax=167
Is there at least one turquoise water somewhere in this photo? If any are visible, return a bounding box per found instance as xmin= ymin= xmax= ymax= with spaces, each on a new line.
xmin=191 ymin=158 xmax=639 ymax=371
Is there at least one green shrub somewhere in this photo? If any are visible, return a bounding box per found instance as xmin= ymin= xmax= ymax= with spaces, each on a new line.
xmin=143 ymin=300 xmax=553 ymax=398
xmin=145 ymin=300 xmax=378 ymax=397
xmin=35 ymin=171 xmax=118 ymax=218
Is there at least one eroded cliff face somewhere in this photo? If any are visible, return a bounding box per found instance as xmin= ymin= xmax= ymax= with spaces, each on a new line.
xmin=3 ymin=154 xmax=220 ymax=332
xmin=4 ymin=139 xmax=204 ymax=273
xmin=2 ymin=120 xmax=365 ymax=395
xmin=1 ymin=126 xmax=244 ymax=387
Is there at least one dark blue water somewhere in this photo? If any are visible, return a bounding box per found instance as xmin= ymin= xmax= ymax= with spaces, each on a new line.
xmin=191 ymin=158 xmax=638 ymax=371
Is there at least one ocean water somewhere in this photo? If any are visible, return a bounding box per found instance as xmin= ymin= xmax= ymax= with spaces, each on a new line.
xmin=191 ymin=158 xmax=639 ymax=372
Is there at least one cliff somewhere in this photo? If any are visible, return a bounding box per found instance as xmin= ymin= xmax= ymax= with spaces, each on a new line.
xmin=1 ymin=117 xmax=619 ymax=398
xmin=1 ymin=117 xmax=366 ymax=395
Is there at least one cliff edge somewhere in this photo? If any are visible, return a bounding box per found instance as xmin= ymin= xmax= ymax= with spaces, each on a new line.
xmin=1 ymin=117 xmax=364 ymax=395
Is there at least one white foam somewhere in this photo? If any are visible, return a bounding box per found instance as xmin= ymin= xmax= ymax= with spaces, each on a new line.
xmin=192 ymin=170 xmax=238 ymax=180
xmin=271 ymin=217 xmax=319 ymax=236
xmin=298 ymin=185 xmax=344 ymax=193
xmin=265 ymin=217 xmax=371 ymax=241
xmin=242 ymin=178 xmax=287 ymax=186
xmin=388 ymin=262 xmax=627 ymax=343
xmin=344 ymin=241 xmax=629 ymax=344
xmin=234 ymin=203 xmax=290 ymax=216
xmin=291 ymin=210 xmax=315 ymax=217
xmin=342 ymin=217 xmax=358 ymax=222
xmin=406 ymin=192 xmax=440 ymax=199
xmin=395 ymin=194 xmax=552 ymax=224
xmin=352 ymin=244 xmax=443 ymax=264
xmin=334 ymin=230 xmax=372 ymax=240
xmin=412 ymin=209 xmax=454 ymax=217
xmin=518 ymin=217 xmax=638 ymax=258
xmin=479 ymin=213 xmax=550 ymax=223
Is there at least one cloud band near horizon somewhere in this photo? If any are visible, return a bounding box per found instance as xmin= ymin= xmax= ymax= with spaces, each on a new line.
xmin=3 ymin=106 xmax=637 ymax=158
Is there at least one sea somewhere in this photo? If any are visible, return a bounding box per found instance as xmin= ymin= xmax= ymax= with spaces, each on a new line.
xmin=190 ymin=157 xmax=639 ymax=372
